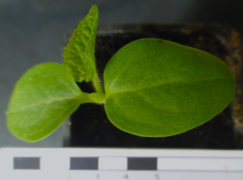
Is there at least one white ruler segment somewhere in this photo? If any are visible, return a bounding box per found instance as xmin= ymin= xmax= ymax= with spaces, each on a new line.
xmin=0 ymin=148 xmax=243 ymax=180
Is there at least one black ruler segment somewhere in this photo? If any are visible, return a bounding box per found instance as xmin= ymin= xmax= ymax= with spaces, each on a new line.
xmin=128 ymin=157 xmax=157 ymax=170
xmin=14 ymin=157 xmax=40 ymax=170
xmin=70 ymin=157 xmax=98 ymax=170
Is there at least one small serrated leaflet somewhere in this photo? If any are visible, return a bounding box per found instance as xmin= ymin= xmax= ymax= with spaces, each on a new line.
xmin=63 ymin=5 xmax=98 ymax=82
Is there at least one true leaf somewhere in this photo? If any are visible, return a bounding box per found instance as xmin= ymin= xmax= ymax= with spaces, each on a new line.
xmin=104 ymin=38 xmax=236 ymax=137
xmin=6 ymin=63 xmax=89 ymax=142
xmin=63 ymin=5 xmax=98 ymax=82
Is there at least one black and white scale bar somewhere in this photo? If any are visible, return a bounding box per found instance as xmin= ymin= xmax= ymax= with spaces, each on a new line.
xmin=1 ymin=148 xmax=243 ymax=180
xmin=11 ymin=156 xmax=158 ymax=170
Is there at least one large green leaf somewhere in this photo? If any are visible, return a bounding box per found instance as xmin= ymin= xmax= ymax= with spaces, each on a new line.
xmin=63 ymin=5 xmax=98 ymax=82
xmin=104 ymin=38 xmax=236 ymax=137
xmin=6 ymin=63 xmax=90 ymax=142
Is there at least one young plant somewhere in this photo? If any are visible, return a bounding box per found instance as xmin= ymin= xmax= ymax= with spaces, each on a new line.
xmin=6 ymin=5 xmax=236 ymax=142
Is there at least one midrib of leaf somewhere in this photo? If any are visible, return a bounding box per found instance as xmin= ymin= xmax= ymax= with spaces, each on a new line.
xmin=135 ymin=91 xmax=194 ymax=113
xmin=8 ymin=77 xmax=82 ymax=113
xmin=113 ymin=97 xmax=177 ymax=127
xmin=107 ymin=75 xmax=233 ymax=95
xmin=112 ymin=90 xmax=193 ymax=117
xmin=7 ymin=96 xmax=81 ymax=114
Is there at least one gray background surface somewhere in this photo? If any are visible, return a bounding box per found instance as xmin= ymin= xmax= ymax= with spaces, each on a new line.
xmin=1 ymin=0 xmax=243 ymax=147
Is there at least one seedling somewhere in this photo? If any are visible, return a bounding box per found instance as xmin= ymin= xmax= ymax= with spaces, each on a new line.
xmin=6 ymin=5 xmax=236 ymax=142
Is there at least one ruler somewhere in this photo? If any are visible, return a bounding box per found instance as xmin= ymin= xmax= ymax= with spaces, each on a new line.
xmin=0 ymin=148 xmax=243 ymax=180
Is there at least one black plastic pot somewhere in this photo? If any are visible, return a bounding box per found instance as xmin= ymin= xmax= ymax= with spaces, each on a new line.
xmin=63 ymin=24 xmax=243 ymax=149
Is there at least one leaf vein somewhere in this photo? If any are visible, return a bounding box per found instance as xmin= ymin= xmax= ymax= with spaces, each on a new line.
xmin=111 ymin=76 xmax=232 ymax=94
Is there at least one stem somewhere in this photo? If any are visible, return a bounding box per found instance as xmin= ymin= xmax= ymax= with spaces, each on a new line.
xmin=77 ymin=92 xmax=98 ymax=104
xmin=92 ymin=71 xmax=106 ymax=102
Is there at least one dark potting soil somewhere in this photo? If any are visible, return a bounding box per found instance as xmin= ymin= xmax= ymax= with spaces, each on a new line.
xmin=68 ymin=24 xmax=243 ymax=149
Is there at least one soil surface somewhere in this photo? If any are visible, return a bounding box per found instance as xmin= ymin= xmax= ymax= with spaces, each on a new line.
xmin=68 ymin=24 xmax=242 ymax=149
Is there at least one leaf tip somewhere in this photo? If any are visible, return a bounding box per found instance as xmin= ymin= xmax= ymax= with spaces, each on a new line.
xmin=91 ymin=4 xmax=98 ymax=12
